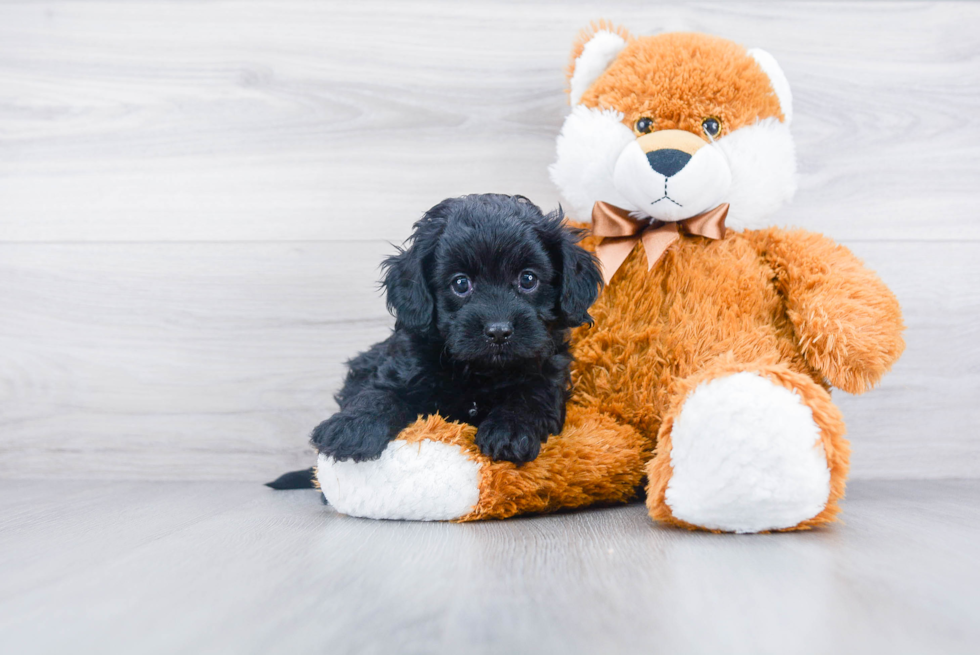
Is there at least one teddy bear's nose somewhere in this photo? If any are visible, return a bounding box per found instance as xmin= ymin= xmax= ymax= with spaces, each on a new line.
xmin=646 ymin=149 xmax=692 ymax=177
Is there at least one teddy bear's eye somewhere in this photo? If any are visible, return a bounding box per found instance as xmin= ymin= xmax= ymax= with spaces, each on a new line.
xmin=634 ymin=117 xmax=655 ymax=134
xmin=701 ymin=117 xmax=722 ymax=138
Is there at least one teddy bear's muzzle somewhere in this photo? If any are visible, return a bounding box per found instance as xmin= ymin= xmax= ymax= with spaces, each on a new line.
xmin=614 ymin=129 xmax=732 ymax=223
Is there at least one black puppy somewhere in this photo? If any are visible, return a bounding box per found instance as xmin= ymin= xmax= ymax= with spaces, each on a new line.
xmin=288 ymin=194 xmax=602 ymax=480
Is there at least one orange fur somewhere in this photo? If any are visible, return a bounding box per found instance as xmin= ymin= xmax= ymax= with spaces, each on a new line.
xmin=394 ymin=407 xmax=645 ymax=521
xmin=580 ymin=32 xmax=783 ymax=135
xmin=571 ymin=227 xmax=896 ymax=529
xmin=747 ymin=229 xmax=906 ymax=394
xmin=380 ymin=31 xmax=904 ymax=532
xmin=565 ymin=20 xmax=634 ymax=90
xmin=390 ymin=223 xmax=898 ymax=528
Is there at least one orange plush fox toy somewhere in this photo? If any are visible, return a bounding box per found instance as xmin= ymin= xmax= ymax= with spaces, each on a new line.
xmin=314 ymin=26 xmax=905 ymax=533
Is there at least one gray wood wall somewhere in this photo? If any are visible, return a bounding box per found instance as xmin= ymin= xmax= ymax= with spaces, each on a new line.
xmin=1 ymin=1 xmax=977 ymax=481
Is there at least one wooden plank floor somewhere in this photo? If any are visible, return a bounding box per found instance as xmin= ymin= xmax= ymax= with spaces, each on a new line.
xmin=1 ymin=479 xmax=978 ymax=654
xmin=2 ymin=4 xmax=978 ymax=651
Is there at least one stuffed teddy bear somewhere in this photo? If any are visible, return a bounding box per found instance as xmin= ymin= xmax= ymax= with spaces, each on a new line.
xmin=314 ymin=25 xmax=905 ymax=533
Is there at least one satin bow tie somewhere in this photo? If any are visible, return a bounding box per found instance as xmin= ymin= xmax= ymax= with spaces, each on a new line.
xmin=591 ymin=201 xmax=729 ymax=285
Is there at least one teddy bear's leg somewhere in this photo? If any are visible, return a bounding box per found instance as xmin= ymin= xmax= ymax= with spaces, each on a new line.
xmin=317 ymin=406 xmax=647 ymax=521
xmin=646 ymin=361 xmax=849 ymax=533
xmin=462 ymin=404 xmax=648 ymax=520
xmin=316 ymin=416 xmax=483 ymax=521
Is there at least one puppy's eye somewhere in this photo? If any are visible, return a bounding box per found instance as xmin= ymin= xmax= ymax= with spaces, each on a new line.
xmin=451 ymin=275 xmax=473 ymax=297
xmin=701 ymin=117 xmax=722 ymax=139
xmin=634 ymin=117 xmax=654 ymax=134
xmin=517 ymin=271 xmax=538 ymax=293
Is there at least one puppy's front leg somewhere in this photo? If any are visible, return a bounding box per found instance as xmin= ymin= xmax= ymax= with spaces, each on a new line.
xmin=311 ymin=389 xmax=418 ymax=462
xmin=475 ymin=379 xmax=565 ymax=464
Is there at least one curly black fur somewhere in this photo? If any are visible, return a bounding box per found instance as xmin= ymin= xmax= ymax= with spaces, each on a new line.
xmin=310 ymin=193 xmax=602 ymax=465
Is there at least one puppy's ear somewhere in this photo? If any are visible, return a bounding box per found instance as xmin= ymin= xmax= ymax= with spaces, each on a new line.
xmin=380 ymin=205 xmax=448 ymax=332
xmin=548 ymin=207 xmax=603 ymax=327
xmin=381 ymin=245 xmax=432 ymax=332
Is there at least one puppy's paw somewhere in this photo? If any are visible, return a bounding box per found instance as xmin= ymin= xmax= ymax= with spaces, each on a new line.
xmin=311 ymin=412 xmax=394 ymax=462
xmin=475 ymin=411 xmax=545 ymax=464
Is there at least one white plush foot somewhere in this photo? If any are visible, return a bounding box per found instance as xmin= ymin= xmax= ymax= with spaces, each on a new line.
xmin=316 ymin=439 xmax=481 ymax=521
xmin=665 ymin=372 xmax=831 ymax=533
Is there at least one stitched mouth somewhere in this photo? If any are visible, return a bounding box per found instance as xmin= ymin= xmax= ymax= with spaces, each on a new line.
xmin=650 ymin=195 xmax=682 ymax=207
xmin=649 ymin=178 xmax=682 ymax=207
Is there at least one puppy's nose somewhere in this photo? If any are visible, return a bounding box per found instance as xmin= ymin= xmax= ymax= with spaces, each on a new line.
xmin=645 ymin=149 xmax=692 ymax=177
xmin=484 ymin=322 xmax=513 ymax=344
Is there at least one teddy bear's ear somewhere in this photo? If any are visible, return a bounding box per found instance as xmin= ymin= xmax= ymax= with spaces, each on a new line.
xmin=747 ymin=48 xmax=793 ymax=125
xmin=566 ymin=21 xmax=632 ymax=105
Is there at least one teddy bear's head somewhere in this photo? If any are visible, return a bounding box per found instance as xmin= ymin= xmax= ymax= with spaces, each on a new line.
xmin=549 ymin=26 xmax=797 ymax=230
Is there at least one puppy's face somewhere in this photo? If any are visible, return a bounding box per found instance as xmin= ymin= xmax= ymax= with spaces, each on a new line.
xmin=383 ymin=194 xmax=602 ymax=367
xmin=432 ymin=210 xmax=557 ymax=365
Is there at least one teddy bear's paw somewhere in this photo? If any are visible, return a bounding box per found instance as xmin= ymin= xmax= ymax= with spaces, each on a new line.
xmin=664 ymin=371 xmax=832 ymax=533
xmin=316 ymin=439 xmax=482 ymax=521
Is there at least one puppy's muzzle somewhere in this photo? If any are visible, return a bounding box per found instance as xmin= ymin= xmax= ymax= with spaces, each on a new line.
xmin=637 ymin=130 xmax=707 ymax=177
xmin=484 ymin=321 xmax=513 ymax=344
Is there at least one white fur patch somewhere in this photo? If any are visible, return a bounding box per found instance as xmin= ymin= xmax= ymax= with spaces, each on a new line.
xmin=747 ymin=48 xmax=793 ymax=125
xmin=715 ymin=118 xmax=797 ymax=230
xmin=665 ymin=372 xmax=831 ymax=533
xmin=569 ymin=31 xmax=627 ymax=105
xmin=614 ymin=141 xmax=732 ymax=222
xmin=550 ymin=108 xmax=796 ymax=228
xmin=549 ymin=105 xmax=637 ymax=220
xmin=316 ymin=440 xmax=481 ymax=521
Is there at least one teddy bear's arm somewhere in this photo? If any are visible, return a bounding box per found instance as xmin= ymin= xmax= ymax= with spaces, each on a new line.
xmin=751 ymin=227 xmax=905 ymax=394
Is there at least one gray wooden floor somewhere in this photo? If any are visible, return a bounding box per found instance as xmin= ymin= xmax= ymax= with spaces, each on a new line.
xmin=3 ymin=2 xmax=979 ymax=652
xmin=1 ymin=479 xmax=978 ymax=655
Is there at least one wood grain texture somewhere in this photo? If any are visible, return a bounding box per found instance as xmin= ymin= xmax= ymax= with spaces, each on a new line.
xmin=0 ymin=1 xmax=978 ymax=243
xmin=1 ymin=479 xmax=979 ymax=654
xmin=1 ymin=1 xmax=978 ymax=481
xmin=0 ymin=239 xmax=976 ymax=480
